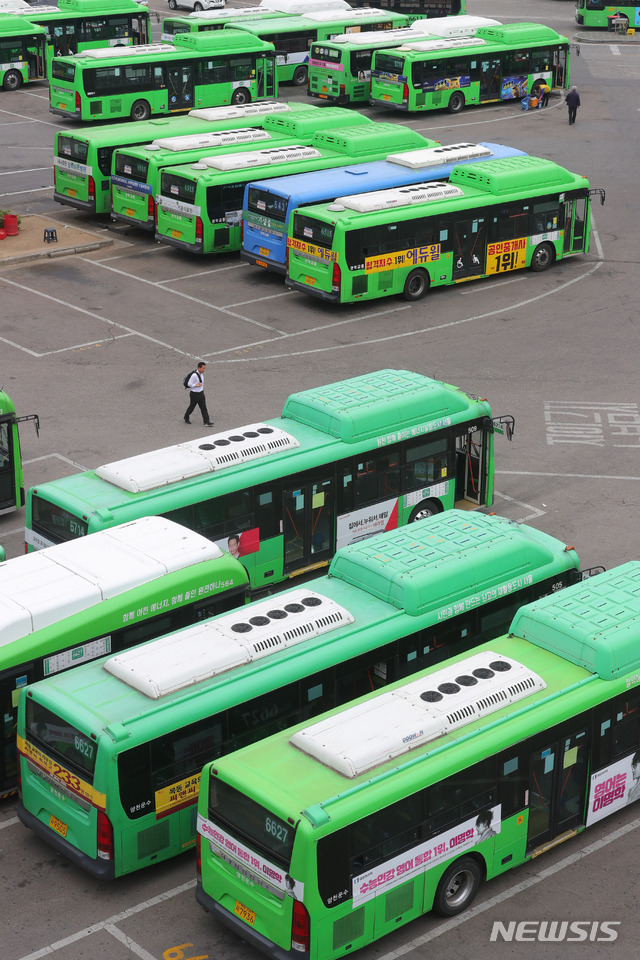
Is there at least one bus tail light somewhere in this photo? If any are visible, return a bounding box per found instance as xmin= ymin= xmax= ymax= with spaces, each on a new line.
xmin=97 ymin=810 xmax=114 ymax=861
xmin=75 ymin=91 xmax=81 ymax=112
xmin=332 ymin=260 xmax=341 ymax=294
xmin=196 ymin=216 xmax=203 ymax=242
xmin=291 ymin=899 xmax=310 ymax=952
xmin=402 ymin=82 xmax=409 ymax=105
xmin=340 ymin=83 xmax=345 ymax=98
xmin=148 ymin=194 xmax=155 ymax=221
xmin=88 ymin=176 xmax=95 ymax=201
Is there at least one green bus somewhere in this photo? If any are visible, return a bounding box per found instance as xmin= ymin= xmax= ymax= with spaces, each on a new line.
xmin=575 ymin=0 xmax=640 ymax=29
xmin=194 ymin=562 xmax=640 ymax=958
xmin=370 ymin=22 xmax=570 ymax=114
xmin=155 ymin=122 xmax=434 ymax=255
xmin=308 ymin=15 xmax=498 ymax=104
xmin=4 ymin=0 xmax=149 ymax=72
xmin=25 ymin=369 xmax=514 ymax=590
xmin=0 ymin=390 xmax=39 ymax=516
xmin=161 ymin=8 xmax=300 ymax=43
xmin=286 ymin=156 xmax=604 ymax=304
xmin=110 ymin=105 xmax=370 ymax=231
xmin=15 ymin=510 xmax=590 ymax=877
xmin=0 ymin=13 xmax=46 ymax=89
xmin=49 ymin=30 xmax=278 ymax=122
xmin=0 ymin=516 xmax=248 ymax=799
xmin=53 ymin=100 xmax=310 ymax=215
xmin=224 ymin=8 xmax=411 ymax=87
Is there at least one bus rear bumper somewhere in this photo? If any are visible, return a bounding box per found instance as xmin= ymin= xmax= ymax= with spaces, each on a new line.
xmin=155 ymin=231 xmax=203 ymax=254
xmin=196 ymin=881 xmax=305 ymax=960
xmin=53 ymin=191 xmax=96 ymax=214
xmin=49 ymin=107 xmax=81 ymax=119
xmin=285 ymin=277 xmax=339 ymax=302
xmin=369 ymin=98 xmax=407 ymax=111
xmin=111 ymin=212 xmax=154 ymax=231
xmin=240 ymin=248 xmax=286 ymax=275
xmin=17 ymin=802 xmax=115 ymax=880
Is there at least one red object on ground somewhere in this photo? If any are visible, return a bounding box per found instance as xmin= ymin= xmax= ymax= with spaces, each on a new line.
xmin=3 ymin=214 xmax=18 ymax=236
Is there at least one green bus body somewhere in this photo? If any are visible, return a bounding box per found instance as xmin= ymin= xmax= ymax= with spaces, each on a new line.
xmin=286 ymin=155 xmax=594 ymax=304
xmin=161 ymin=8 xmax=302 ymax=43
xmin=49 ymin=30 xmax=278 ymax=123
xmin=224 ymin=8 xmax=411 ymax=87
xmin=3 ymin=0 xmax=149 ymax=77
xmin=575 ymin=0 xmax=640 ymax=29
xmin=25 ymin=369 xmax=513 ymax=589
xmin=370 ymin=22 xmax=570 ymax=115
xmin=110 ymin=105 xmax=370 ymax=230
xmin=0 ymin=389 xmax=38 ymax=515
xmin=53 ymin=100 xmax=310 ymax=215
xmin=196 ymin=563 xmax=640 ymax=960
xmin=155 ymin=122 xmax=435 ymax=255
xmin=0 ymin=516 xmax=248 ymax=799
xmin=0 ymin=14 xmax=46 ymax=90
xmin=16 ymin=510 xmax=585 ymax=877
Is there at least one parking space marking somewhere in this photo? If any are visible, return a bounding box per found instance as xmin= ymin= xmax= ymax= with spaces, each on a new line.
xmin=0 ymin=332 xmax=134 ymax=357
xmin=491 ymin=491 xmax=545 ymax=522
xmin=105 ymin=924 xmax=159 ymax=960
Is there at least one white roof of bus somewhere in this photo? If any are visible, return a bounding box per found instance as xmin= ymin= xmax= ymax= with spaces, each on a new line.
xmin=95 ymin=422 xmax=300 ymax=492
xmin=145 ymin=127 xmax=271 ymax=152
xmin=194 ymin=144 xmax=321 ymax=171
xmin=188 ymin=101 xmax=294 ymax=120
xmin=260 ymin=0 xmax=352 ymax=11
xmin=105 ymin=588 xmax=354 ymax=698
xmin=75 ymin=43 xmax=175 ymax=59
xmin=397 ymin=36 xmax=486 ymax=52
xmin=387 ymin=142 xmax=492 ymax=169
xmin=330 ymin=180 xmax=463 ymax=213
xmin=325 ymin=15 xmax=500 ymax=46
xmin=0 ymin=517 xmax=223 ymax=646
xmin=186 ymin=7 xmax=274 ymax=18
xmin=0 ymin=0 xmax=32 ymax=9
xmin=290 ymin=650 xmax=546 ymax=777
xmin=305 ymin=6 xmax=392 ymax=20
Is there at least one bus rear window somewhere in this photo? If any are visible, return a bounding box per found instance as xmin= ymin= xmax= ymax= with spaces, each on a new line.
xmin=247 ymin=186 xmax=287 ymax=222
xmin=160 ymin=172 xmax=197 ymax=203
xmin=205 ymin=182 xmax=245 ymax=223
xmin=51 ymin=60 xmax=76 ymax=82
xmin=25 ymin=700 xmax=97 ymax=780
xmin=114 ymin=152 xmax=149 ymax=183
xmin=374 ymin=52 xmax=406 ymax=76
xmin=208 ymin=778 xmax=294 ymax=868
xmin=311 ymin=43 xmax=341 ymax=63
xmin=350 ymin=49 xmax=374 ymax=75
xmin=57 ymin=136 xmax=88 ymax=163
xmin=292 ymin=212 xmax=334 ymax=249
xmin=31 ymin=495 xmax=89 ymax=543
xmin=164 ymin=19 xmax=189 ymax=34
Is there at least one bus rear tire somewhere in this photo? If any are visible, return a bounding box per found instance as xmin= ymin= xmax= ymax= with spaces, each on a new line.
xmin=402 ymin=268 xmax=429 ymax=301
xmin=3 ymin=70 xmax=22 ymax=91
xmin=433 ymin=857 xmax=482 ymax=917
xmin=292 ymin=65 xmax=307 ymax=86
xmin=530 ymin=241 xmax=555 ymax=272
xmin=131 ymin=99 xmax=151 ymax=121
xmin=231 ymin=88 xmax=251 ymax=105
xmin=448 ymin=91 xmax=465 ymax=114
xmin=408 ymin=499 xmax=441 ymax=522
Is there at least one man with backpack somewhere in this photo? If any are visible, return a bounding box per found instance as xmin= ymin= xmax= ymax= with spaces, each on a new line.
xmin=184 ymin=362 xmax=213 ymax=427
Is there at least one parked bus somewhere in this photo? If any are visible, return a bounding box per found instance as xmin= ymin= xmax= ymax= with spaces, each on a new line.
xmin=49 ymin=30 xmax=278 ymax=122
xmin=110 ymin=106 xmax=370 ymax=231
xmin=370 ymin=22 xmax=571 ymax=114
xmin=53 ymin=100 xmax=309 ymax=215
xmin=575 ymin=0 xmax=639 ymax=29
xmin=161 ymin=8 xmax=305 ymax=43
xmin=242 ymin=141 xmax=525 ymax=275
xmin=0 ymin=516 xmax=248 ymax=799
xmin=0 ymin=13 xmax=46 ymax=89
xmin=155 ymin=122 xmax=434 ymax=255
xmin=308 ymin=15 xmax=498 ymax=104
xmin=194 ymin=562 xmax=640 ymax=959
xmin=15 ymin=510 xmax=592 ymax=877
xmin=0 ymin=390 xmax=38 ymax=516
xmin=347 ymin=0 xmax=465 ymax=16
xmin=225 ymin=8 xmax=411 ymax=87
xmin=5 ymin=0 xmax=149 ymax=71
xmin=286 ymin=156 xmax=604 ymax=304
xmin=25 ymin=369 xmax=514 ymax=589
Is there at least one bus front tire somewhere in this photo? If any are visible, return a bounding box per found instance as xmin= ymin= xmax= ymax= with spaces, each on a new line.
xmin=433 ymin=857 xmax=482 ymax=917
xmin=530 ymin=241 xmax=555 ymax=272
xmin=292 ymin=65 xmax=308 ymax=86
xmin=402 ymin=268 xmax=429 ymax=301
xmin=448 ymin=91 xmax=465 ymax=114
xmin=231 ymin=88 xmax=251 ymax=105
xmin=3 ymin=70 xmax=22 ymax=91
xmin=131 ymin=99 xmax=151 ymax=121
xmin=408 ymin=499 xmax=441 ymax=522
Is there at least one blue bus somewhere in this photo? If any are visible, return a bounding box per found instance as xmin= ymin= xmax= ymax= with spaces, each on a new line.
xmin=241 ymin=140 xmax=526 ymax=274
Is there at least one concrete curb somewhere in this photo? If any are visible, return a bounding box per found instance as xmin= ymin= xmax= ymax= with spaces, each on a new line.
xmin=0 ymin=238 xmax=113 ymax=267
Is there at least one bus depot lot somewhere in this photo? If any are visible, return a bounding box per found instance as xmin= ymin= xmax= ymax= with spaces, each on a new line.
xmin=2 ymin=0 xmax=640 ymax=956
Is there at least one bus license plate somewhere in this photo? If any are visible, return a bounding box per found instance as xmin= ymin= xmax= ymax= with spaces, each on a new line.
xmin=304 ymin=276 xmax=316 ymax=286
xmin=172 ymin=229 xmax=181 ymax=239
xmin=321 ymin=86 xmax=328 ymax=93
xmin=383 ymin=94 xmax=391 ymax=101
xmin=126 ymin=208 xmax=135 ymax=217
xmin=49 ymin=814 xmax=68 ymax=838
xmin=234 ymin=900 xmax=256 ymax=926
xmin=68 ymin=189 xmax=76 ymax=198
xmin=256 ymin=259 xmax=268 ymax=268
xmin=259 ymin=247 xmax=270 ymax=257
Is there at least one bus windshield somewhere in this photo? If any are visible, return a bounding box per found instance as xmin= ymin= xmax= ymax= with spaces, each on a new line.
xmin=51 ymin=60 xmax=76 ymax=81
xmin=31 ymin=495 xmax=89 ymax=542
xmin=292 ymin=212 xmax=334 ymax=247
xmin=209 ymin=776 xmax=295 ymax=867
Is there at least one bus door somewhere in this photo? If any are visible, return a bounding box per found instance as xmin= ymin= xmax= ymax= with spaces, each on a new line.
xmin=256 ymin=55 xmax=276 ymax=98
xmin=563 ymin=196 xmax=588 ymax=254
xmin=0 ymin=416 xmax=16 ymax=514
xmin=479 ymin=57 xmax=500 ymax=101
xmin=552 ymin=46 xmax=567 ymax=88
xmin=282 ymin=476 xmax=335 ymax=575
xmin=527 ymin=727 xmax=590 ymax=853
xmin=166 ymin=63 xmax=194 ymax=110
xmin=452 ymin=218 xmax=486 ymax=282
xmin=454 ymin=426 xmax=485 ymax=506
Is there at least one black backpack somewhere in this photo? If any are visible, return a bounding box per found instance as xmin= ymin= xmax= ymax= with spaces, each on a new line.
xmin=183 ymin=369 xmax=200 ymax=390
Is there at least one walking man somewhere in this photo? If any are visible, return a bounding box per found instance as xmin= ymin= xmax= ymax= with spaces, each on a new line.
xmin=566 ymin=85 xmax=580 ymax=124
xmin=184 ymin=362 xmax=213 ymax=427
